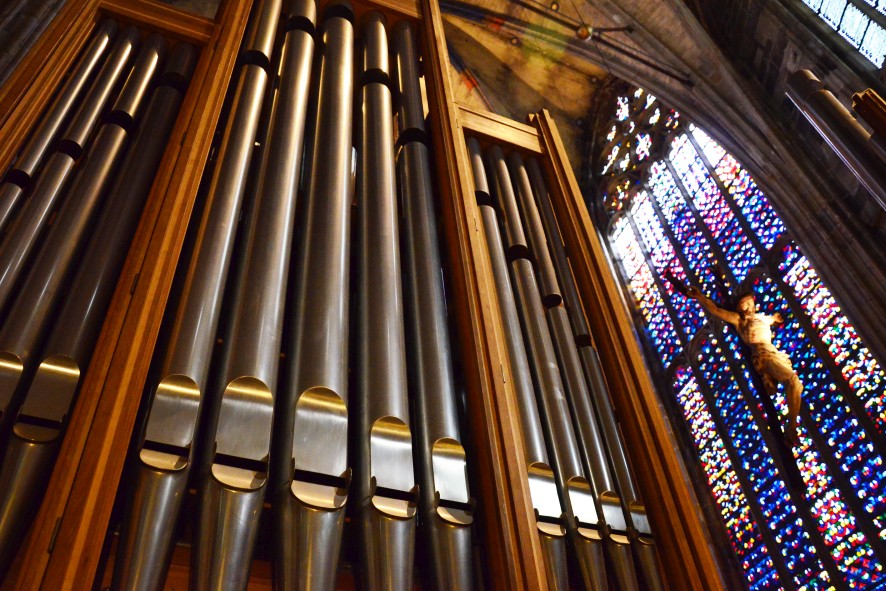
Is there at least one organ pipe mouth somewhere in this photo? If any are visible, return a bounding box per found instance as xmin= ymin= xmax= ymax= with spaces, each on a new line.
xmin=291 ymin=468 xmax=351 ymax=510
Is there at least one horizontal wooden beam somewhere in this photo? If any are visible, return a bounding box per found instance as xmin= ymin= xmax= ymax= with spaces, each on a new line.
xmin=458 ymin=104 xmax=543 ymax=154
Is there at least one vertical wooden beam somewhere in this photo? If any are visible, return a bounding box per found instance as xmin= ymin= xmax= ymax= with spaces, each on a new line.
xmin=534 ymin=109 xmax=726 ymax=591
xmin=419 ymin=1 xmax=548 ymax=589
xmin=5 ymin=0 xmax=255 ymax=588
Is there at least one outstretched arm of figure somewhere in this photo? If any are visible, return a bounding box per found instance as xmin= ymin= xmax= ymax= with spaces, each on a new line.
xmin=686 ymin=286 xmax=740 ymax=325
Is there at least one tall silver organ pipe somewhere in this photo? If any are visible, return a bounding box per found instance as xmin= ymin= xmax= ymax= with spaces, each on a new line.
xmin=467 ymin=137 xmax=569 ymax=590
xmin=392 ymin=20 xmax=476 ymax=591
xmin=272 ymin=1 xmax=353 ymax=588
xmin=485 ymin=144 xmax=607 ymax=591
xmin=392 ymin=21 xmax=474 ymax=591
xmin=526 ymin=157 xmax=665 ymax=590
xmin=508 ymin=151 xmax=639 ymax=591
xmin=0 ymin=26 xmax=140 ymax=314
xmin=0 ymin=18 xmax=118 ymax=234
xmin=0 ymin=31 xmax=158 ymax=438
xmin=355 ymin=11 xmax=417 ymax=591
xmin=113 ymin=1 xmax=281 ymax=588
xmin=0 ymin=33 xmax=186 ymax=578
xmin=191 ymin=1 xmax=316 ymax=588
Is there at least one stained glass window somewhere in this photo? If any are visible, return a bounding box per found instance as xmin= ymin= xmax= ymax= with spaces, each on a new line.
xmin=600 ymin=88 xmax=886 ymax=590
xmin=800 ymin=0 xmax=886 ymax=67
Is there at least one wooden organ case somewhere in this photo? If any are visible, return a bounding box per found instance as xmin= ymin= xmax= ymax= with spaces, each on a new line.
xmin=0 ymin=0 xmax=725 ymax=588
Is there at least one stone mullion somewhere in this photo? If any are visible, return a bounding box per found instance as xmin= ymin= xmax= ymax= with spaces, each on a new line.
xmin=622 ymin=209 xmax=693 ymax=356
xmin=662 ymin=158 xmax=740 ymax=293
xmin=682 ymin=349 xmax=805 ymax=591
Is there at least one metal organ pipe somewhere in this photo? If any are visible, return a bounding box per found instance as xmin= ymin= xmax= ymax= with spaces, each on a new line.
xmin=0 ymin=41 xmax=194 ymax=589
xmin=355 ymin=11 xmax=417 ymax=591
xmin=113 ymin=1 xmax=281 ymax=588
xmin=508 ymin=151 xmax=640 ymax=590
xmin=467 ymin=137 xmax=569 ymax=590
xmin=272 ymin=2 xmax=353 ymax=588
xmin=0 ymin=26 xmax=140 ymax=315
xmin=392 ymin=20 xmax=474 ymax=591
xmin=191 ymin=0 xmax=316 ymax=587
xmin=0 ymin=18 xmax=118 ymax=234
xmin=0 ymin=32 xmax=165 ymax=432
xmin=526 ymin=156 xmax=665 ymax=591
xmin=487 ymin=144 xmax=609 ymax=591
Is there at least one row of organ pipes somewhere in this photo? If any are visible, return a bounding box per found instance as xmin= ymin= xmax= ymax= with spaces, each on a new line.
xmin=0 ymin=18 xmax=197 ymax=575
xmin=0 ymin=0 xmax=668 ymax=587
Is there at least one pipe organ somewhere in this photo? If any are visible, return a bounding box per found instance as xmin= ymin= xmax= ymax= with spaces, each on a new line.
xmin=0 ymin=0 xmax=722 ymax=589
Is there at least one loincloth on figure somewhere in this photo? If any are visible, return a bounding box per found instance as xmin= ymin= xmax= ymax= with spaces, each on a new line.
xmin=751 ymin=345 xmax=796 ymax=384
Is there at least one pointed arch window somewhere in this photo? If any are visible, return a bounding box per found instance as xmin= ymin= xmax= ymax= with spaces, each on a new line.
xmin=599 ymin=88 xmax=886 ymax=590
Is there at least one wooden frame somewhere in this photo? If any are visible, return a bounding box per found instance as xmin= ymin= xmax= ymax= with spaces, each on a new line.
xmin=2 ymin=0 xmax=254 ymax=587
xmin=0 ymin=0 xmax=723 ymax=588
xmin=533 ymin=109 xmax=726 ymax=591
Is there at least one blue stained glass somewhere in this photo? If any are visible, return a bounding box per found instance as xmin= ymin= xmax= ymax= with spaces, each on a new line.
xmin=673 ymin=367 xmax=783 ymax=590
xmin=720 ymin=330 xmax=885 ymax=588
xmin=631 ymin=192 xmax=706 ymax=339
xmin=697 ymin=336 xmax=831 ymax=589
xmin=669 ymin=135 xmax=759 ymax=282
xmin=779 ymin=244 xmax=886 ymax=432
xmin=753 ymin=277 xmax=886 ymax=546
xmin=602 ymin=88 xmax=886 ymax=591
xmin=613 ymin=217 xmax=683 ymax=366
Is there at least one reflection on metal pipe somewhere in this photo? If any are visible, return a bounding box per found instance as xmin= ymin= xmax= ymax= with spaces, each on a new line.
xmin=510 ymin=259 xmax=607 ymax=591
xmin=477 ymin=200 xmax=567 ymax=589
xmin=526 ymin=156 xmax=665 ymax=589
xmin=0 ymin=26 xmax=140 ymax=314
xmin=398 ymin=140 xmax=474 ymax=591
xmin=0 ymin=35 xmax=165 ymax=566
xmin=113 ymin=2 xmax=280 ymax=588
xmin=467 ymin=137 xmax=566 ymax=588
xmin=356 ymin=12 xmax=417 ymax=590
xmin=506 ymin=152 xmax=560 ymax=307
xmin=485 ymin=145 xmax=528 ymax=259
xmin=0 ymin=19 xmax=118 ymax=234
xmin=272 ymin=2 xmax=353 ymax=589
xmin=548 ymin=306 xmax=638 ymax=591
xmin=486 ymin=143 xmax=608 ymax=590
xmin=191 ymin=2 xmax=314 ymax=587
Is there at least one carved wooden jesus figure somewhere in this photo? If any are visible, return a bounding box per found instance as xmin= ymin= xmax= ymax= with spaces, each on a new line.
xmin=687 ymin=287 xmax=803 ymax=445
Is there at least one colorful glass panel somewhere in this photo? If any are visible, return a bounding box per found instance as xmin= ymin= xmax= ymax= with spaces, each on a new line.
xmin=673 ymin=367 xmax=783 ymax=590
xmin=753 ymin=276 xmax=886 ymax=546
xmin=696 ymin=335 xmax=834 ymax=589
xmin=612 ymin=217 xmax=682 ymax=366
xmin=779 ymin=245 xmax=886 ymax=432
xmin=603 ymin=88 xmax=886 ymax=590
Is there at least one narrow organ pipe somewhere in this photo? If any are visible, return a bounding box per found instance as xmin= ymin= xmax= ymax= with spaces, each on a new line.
xmin=508 ymin=150 xmax=638 ymax=589
xmin=190 ymin=1 xmax=315 ymax=588
xmin=113 ymin=2 xmax=281 ymax=589
xmin=526 ymin=156 xmax=665 ymax=590
xmin=394 ymin=21 xmax=474 ymax=590
xmin=0 ymin=40 xmax=195 ymax=579
xmin=272 ymin=3 xmax=354 ymax=588
xmin=355 ymin=12 xmax=417 ymax=591
xmin=468 ymin=137 xmax=568 ymax=590
xmin=0 ymin=26 xmax=140 ymax=315
xmin=487 ymin=143 xmax=609 ymax=591
xmin=0 ymin=19 xmax=118 ymax=234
